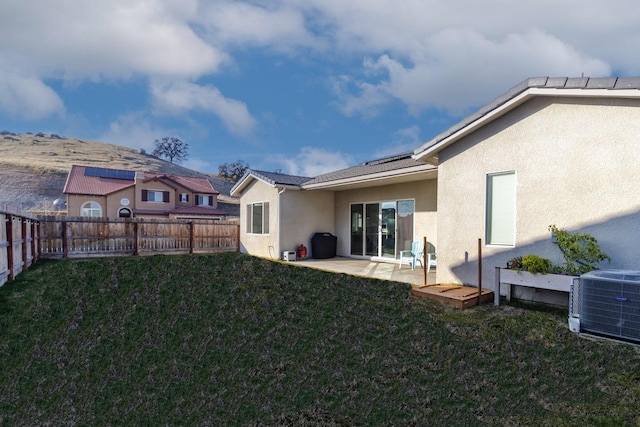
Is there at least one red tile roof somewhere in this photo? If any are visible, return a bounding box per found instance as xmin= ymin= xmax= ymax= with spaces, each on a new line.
xmin=63 ymin=165 xmax=135 ymax=195
xmin=143 ymin=173 xmax=219 ymax=194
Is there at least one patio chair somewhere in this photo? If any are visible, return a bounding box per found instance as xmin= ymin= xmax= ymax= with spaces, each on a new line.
xmin=427 ymin=252 xmax=437 ymax=273
xmin=399 ymin=240 xmax=424 ymax=270
xmin=424 ymin=241 xmax=437 ymax=273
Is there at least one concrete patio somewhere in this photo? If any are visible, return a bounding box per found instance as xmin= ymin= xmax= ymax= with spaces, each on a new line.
xmin=292 ymin=257 xmax=436 ymax=287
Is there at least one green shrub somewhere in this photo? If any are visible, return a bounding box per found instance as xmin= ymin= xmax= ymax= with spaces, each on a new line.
xmin=521 ymin=254 xmax=553 ymax=274
xmin=549 ymin=225 xmax=611 ymax=275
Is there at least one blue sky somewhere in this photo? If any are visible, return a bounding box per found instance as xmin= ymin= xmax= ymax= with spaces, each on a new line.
xmin=1 ymin=1 xmax=639 ymax=177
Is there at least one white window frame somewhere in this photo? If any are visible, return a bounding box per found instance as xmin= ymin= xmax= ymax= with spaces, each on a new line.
xmin=81 ymin=201 xmax=102 ymax=217
xmin=147 ymin=190 xmax=165 ymax=203
xmin=179 ymin=193 xmax=189 ymax=203
xmin=196 ymin=195 xmax=212 ymax=206
xmin=247 ymin=201 xmax=269 ymax=235
xmin=486 ymin=171 xmax=516 ymax=246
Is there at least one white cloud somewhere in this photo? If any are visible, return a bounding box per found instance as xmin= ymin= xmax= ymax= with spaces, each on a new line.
xmin=330 ymin=75 xmax=389 ymax=118
xmin=281 ymin=0 xmax=632 ymax=115
xmin=0 ymin=0 xmax=225 ymax=80
xmin=99 ymin=113 xmax=169 ymax=151
xmin=271 ymin=146 xmax=352 ymax=176
xmin=1 ymin=0 xmax=639 ymax=137
xmin=150 ymin=81 xmax=257 ymax=136
xmin=197 ymin=1 xmax=323 ymax=52
xmin=330 ymin=29 xmax=611 ymax=117
xmin=374 ymin=125 xmax=422 ymax=158
xmin=0 ymin=70 xmax=65 ymax=119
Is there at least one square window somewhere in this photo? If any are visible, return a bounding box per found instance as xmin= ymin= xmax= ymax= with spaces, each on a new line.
xmin=247 ymin=202 xmax=269 ymax=234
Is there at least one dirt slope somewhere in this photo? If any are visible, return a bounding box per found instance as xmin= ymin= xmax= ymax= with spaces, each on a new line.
xmin=0 ymin=132 xmax=238 ymax=215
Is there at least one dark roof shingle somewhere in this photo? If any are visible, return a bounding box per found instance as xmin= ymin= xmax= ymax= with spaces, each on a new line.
xmin=303 ymin=152 xmax=430 ymax=185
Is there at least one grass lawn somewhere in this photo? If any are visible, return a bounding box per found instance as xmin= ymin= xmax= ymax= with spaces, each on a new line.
xmin=1 ymin=252 xmax=639 ymax=425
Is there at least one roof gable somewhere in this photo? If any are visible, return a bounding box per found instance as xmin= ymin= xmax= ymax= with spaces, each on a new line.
xmin=142 ymin=172 xmax=219 ymax=194
xmin=413 ymin=76 xmax=640 ymax=164
xmin=231 ymin=170 xmax=311 ymax=196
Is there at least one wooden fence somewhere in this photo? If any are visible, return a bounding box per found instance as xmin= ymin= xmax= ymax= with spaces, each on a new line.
xmin=1 ymin=210 xmax=40 ymax=286
xmin=1 ymin=211 xmax=240 ymax=286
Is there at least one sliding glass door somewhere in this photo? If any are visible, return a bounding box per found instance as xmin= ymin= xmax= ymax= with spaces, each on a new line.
xmin=350 ymin=199 xmax=414 ymax=258
xmin=365 ymin=203 xmax=379 ymax=256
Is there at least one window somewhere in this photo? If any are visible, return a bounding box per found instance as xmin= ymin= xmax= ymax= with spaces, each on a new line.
xmin=142 ymin=190 xmax=169 ymax=203
xmin=118 ymin=208 xmax=132 ymax=218
xmin=486 ymin=172 xmax=516 ymax=245
xmin=179 ymin=193 xmax=189 ymax=203
xmin=247 ymin=202 xmax=269 ymax=234
xmin=196 ymin=195 xmax=213 ymax=206
xmin=81 ymin=201 xmax=102 ymax=217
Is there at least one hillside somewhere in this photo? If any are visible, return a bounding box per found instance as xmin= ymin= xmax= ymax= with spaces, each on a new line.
xmin=0 ymin=132 xmax=238 ymax=216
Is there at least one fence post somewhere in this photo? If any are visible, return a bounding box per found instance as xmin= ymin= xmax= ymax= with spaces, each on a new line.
xmin=236 ymin=224 xmax=240 ymax=252
xmin=133 ymin=221 xmax=139 ymax=256
xmin=38 ymin=221 xmax=42 ymax=260
xmin=189 ymin=222 xmax=194 ymax=254
xmin=31 ymin=220 xmax=37 ymax=262
xmin=6 ymin=215 xmax=14 ymax=280
xmin=62 ymin=221 xmax=68 ymax=259
xmin=21 ymin=218 xmax=28 ymax=271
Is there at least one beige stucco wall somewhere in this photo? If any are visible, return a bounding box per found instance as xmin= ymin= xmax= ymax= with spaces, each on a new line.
xmin=135 ymin=179 xmax=174 ymax=212
xmin=66 ymin=187 xmax=135 ymax=218
xmin=334 ymin=179 xmax=437 ymax=259
xmin=238 ymin=179 xmax=280 ymax=258
xmin=436 ymin=96 xmax=640 ymax=297
xmin=279 ymin=189 xmax=335 ymax=257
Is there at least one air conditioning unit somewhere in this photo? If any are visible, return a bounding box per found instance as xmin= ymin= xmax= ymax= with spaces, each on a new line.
xmin=579 ymin=270 xmax=640 ymax=343
xmin=568 ymin=278 xmax=581 ymax=333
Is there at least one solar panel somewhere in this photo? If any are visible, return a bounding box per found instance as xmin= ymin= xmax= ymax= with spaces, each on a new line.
xmin=84 ymin=166 xmax=135 ymax=180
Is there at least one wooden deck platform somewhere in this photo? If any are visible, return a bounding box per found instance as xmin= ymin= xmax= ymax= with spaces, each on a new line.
xmin=410 ymin=284 xmax=494 ymax=309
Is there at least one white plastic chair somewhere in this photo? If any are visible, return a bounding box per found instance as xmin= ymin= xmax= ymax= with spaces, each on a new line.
xmin=427 ymin=252 xmax=437 ymax=273
xmin=399 ymin=240 xmax=424 ymax=270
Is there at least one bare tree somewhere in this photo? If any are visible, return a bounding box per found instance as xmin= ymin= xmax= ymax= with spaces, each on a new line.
xmin=152 ymin=137 xmax=189 ymax=164
xmin=218 ymin=160 xmax=249 ymax=182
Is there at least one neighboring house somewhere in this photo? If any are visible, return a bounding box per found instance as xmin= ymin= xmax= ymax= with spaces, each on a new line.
xmin=232 ymin=76 xmax=640 ymax=304
xmin=231 ymin=154 xmax=437 ymax=260
xmin=64 ymin=165 xmax=228 ymax=220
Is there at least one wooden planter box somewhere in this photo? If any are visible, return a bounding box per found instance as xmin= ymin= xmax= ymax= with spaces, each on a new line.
xmin=494 ymin=267 xmax=578 ymax=306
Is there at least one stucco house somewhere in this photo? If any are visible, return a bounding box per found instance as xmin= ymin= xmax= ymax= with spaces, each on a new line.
xmin=64 ymin=165 xmax=228 ymax=220
xmin=414 ymin=76 xmax=640 ymax=301
xmin=231 ymin=154 xmax=437 ymax=260
xmin=231 ymin=76 xmax=640 ymax=301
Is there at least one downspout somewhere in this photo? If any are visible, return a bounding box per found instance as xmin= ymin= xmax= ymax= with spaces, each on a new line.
xmin=276 ymin=187 xmax=286 ymax=259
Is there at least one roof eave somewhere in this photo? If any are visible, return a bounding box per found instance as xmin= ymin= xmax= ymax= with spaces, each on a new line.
xmin=302 ymin=164 xmax=436 ymax=190
xmin=413 ymin=87 xmax=640 ymax=165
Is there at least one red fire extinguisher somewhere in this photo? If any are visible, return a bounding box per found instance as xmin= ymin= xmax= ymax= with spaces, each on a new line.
xmin=297 ymin=244 xmax=307 ymax=259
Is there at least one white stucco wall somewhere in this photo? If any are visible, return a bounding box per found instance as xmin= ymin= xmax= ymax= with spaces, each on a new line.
xmin=436 ymin=96 xmax=640 ymax=296
xmin=334 ymin=179 xmax=437 ymax=259
xmin=279 ymin=189 xmax=335 ymax=257
xmin=238 ymin=179 xmax=280 ymax=258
